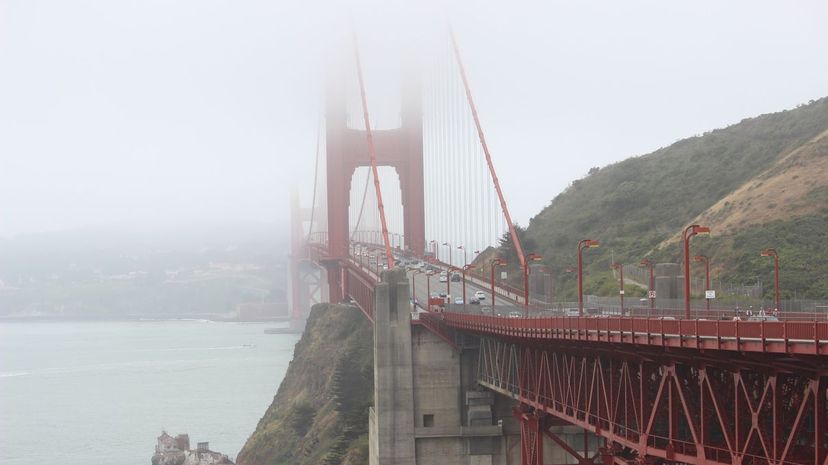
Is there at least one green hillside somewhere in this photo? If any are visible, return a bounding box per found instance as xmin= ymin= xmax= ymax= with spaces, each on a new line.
xmin=236 ymin=304 xmax=373 ymax=465
xmin=517 ymin=97 xmax=828 ymax=301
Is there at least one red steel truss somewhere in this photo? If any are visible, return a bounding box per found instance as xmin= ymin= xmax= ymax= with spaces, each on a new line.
xmin=477 ymin=336 xmax=828 ymax=465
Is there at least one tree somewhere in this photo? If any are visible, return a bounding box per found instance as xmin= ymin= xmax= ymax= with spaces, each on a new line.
xmin=498 ymin=225 xmax=537 ymax=266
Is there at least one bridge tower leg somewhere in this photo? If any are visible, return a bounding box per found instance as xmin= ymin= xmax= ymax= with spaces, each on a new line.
xmin=289 ymin=187 xmax=325 ymax=329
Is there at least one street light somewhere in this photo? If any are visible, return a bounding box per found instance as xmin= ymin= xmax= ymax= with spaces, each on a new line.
xmin=761 ymin=248 xmax=780 ymax=311
xmin=524 ymin=253 xmax=543 ymax=310
xmin=442 ymin=242 xmax=453 ymax=267
xmin=457 ymin=245 xmax=467 ymax=266
xmin=425 ymin=270 xmax=435 ymax=312
xmin=411 ymin=270 xmax=423 ymax=309
xmin=694 ymin=255 xmax=711 ymax=314
xmin=577 ymin=239 xmax=600 ymax=316
xmin=682 ymin=224 xmax=710 ymax=319
xmin=610 ymin=262 xmax=625 ymax=315
xmin=429 ymin=240 xmax=438 ymax=260
xmin=442 ymin=242 xmax=452 ymax=296
xmin=639 ymin=258 xmax=655 ymax=314
xmin=490 ymin=258 xmax=507 ymax=307
xmin=461 ymin=264 xmax=475 ymax=304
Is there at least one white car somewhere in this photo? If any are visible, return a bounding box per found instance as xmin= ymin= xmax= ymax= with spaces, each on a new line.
xmin=454 ymin=298 xmax=464 ymax=305
xmin=508 ymin=311 xmax=522 ymax=318
xmin=439 ymin=275 xmax=448 ymax=283
xmin=474 ymin=290 xmax=486 ymax=300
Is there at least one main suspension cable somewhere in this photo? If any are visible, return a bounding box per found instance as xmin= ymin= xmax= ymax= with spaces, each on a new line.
xmin=351 ymin=28 xmax=395 ymax=269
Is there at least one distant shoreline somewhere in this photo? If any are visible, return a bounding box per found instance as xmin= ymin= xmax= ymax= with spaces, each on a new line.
xmin=0 ymin=314 xmax=291 ymax=323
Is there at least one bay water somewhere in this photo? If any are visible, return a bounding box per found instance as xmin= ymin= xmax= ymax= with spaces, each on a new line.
xmin=0 ymin=320 xmax=299 ymax=465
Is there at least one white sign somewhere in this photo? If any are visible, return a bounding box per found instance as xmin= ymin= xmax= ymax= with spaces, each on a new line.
xmin=619 ymin=290 xmax=625 ymax=295
xmin=648 ymin=290 xmax=657 ymax=299
xmin=501 ymin=271 xmax=507 ymax=280
xmin=705 ymin=290 xmax=716 ymax=299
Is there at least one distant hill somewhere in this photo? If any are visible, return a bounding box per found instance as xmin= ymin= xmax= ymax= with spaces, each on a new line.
xmin=519 ymin=97 xmax=828 ymax=300
xmin=0 ymin=221 xmax=289 ymax=317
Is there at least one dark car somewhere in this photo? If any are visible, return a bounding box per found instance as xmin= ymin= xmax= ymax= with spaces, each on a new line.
xmin=450 ymin=274 xmax=461 ymax=282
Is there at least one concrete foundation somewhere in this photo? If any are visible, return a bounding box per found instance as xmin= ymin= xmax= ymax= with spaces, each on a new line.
xmin=369 ymin=268 xmax=597 ymax=465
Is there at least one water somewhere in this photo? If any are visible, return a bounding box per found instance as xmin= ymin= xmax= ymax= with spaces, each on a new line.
xmin=0 ymin=320 xmax=299 ymax=465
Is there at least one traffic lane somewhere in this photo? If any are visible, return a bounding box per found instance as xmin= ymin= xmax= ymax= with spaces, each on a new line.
xmin=406 ymin=269 xmax=517 ymax=309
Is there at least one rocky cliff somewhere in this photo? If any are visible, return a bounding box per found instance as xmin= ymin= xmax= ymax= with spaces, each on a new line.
xmin=236 ymin=303 xmax=374 ymax=465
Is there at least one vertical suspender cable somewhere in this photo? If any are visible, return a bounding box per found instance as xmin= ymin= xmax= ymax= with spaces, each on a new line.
xmin=448 ymin=27 xmax=527 ymax=273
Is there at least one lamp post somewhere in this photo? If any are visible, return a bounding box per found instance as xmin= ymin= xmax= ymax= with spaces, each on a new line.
xmin=462 ymin=264 xmax=474 ymax=304
xmin=611 ymin=262 xmax=625 ymax=315
xmin=425 ymin=270 xmax=435 ymax=312
xmin=411 ymin=270 xmax=423 ymax=309
xmin=442 ymin=242 xmax=452 ymax=296
xmin=524 ymin=253 xmax=543 ymax=311
xmin=577 ymin=239 xmax=600 ymax=317
xmin=458 ymin=245 xmax=467 ymax=266
xmin=429 ymin=240 xmax=437 ymax=260
xmin=694 ymin=255 xmax=711 ymax=314
xmin=683 ymin=224 xmax=710 ymax=319
xmin=761 ymin=248 xmax=780 ymax=311
xmin=639 ymin=258 xmax=655 ymax=314
xmin=490 ymin=258 xmax=507 ymax=306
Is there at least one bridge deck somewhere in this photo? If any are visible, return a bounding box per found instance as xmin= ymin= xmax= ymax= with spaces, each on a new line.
xmin=427 ymin=311 xmax=828 ymax=355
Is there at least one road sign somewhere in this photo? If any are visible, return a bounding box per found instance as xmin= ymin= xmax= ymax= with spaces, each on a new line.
xmin=705 ymin=290 xmax=716 ymax=299
xmin=501 ymin=271 xmax=507 ymax=280
xmin=619 ymin=290 xmax=625 ymax=295
xmin=648 ymin=290 xmax=656 ymax=299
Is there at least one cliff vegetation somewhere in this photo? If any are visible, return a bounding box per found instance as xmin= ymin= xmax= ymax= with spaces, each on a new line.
xmin=236 ymin=304 xmax=373 ymax=465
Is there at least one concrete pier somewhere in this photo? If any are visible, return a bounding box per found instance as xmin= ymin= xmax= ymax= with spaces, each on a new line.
xmin=369 ymin=269 xmax=596 ymax=464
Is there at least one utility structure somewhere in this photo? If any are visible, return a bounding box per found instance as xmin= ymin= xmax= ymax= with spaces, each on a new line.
xmin=682 ymin=224 xmax=709 ymax=318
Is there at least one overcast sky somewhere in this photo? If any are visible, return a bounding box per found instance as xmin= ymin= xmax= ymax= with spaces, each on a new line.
xmin=2 ymin=0 xmax=827 ymax=237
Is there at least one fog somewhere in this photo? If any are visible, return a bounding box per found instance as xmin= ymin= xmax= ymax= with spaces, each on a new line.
xmin=2 ymin=0 xmax=827 ymax=237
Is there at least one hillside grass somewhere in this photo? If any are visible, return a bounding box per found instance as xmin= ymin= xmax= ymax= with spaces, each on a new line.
xmin=236 ymin=304 xmax=373 ymax=465
xmin=519 ymin=97 xmax=828 ymax=300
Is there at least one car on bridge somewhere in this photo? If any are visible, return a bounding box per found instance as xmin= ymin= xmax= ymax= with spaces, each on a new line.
xmin=480 ymin=306 xmax=493 ymax=315
xmin=454 ymin=297 xmax=464 ymax=304
xmin=439 ymin=275 xmax=448 ymax=283
xmin=508 ymin=311 xmax=522 ymax=318
xmin=451 ymin=274 xmax=461 ymax=282
xmin=474 ymin=290 xmax=486 ymax=300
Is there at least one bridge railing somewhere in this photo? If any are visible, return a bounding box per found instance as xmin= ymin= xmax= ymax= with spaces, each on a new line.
xmin=441 ymin=301 xmax=828 ymax=322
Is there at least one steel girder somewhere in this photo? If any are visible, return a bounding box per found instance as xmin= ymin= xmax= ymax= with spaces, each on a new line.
xmin=478 ymin=337 xmax=828 ymax=465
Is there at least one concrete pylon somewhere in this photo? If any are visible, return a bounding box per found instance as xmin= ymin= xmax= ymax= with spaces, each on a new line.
xmin=369 ymin=268 xmax=415 ymax=465
xmin=655 ymin=263 xmax=681 ymax=302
